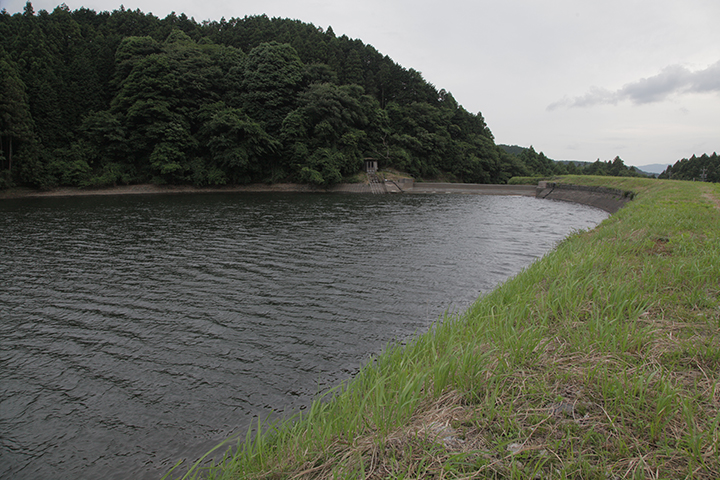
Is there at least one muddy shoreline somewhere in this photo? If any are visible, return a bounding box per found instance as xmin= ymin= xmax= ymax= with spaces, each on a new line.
xmin=0 ymin=183 xmax=338 ymax=200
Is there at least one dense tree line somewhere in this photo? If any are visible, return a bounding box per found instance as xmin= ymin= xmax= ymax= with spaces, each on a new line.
xmin=0 ymin=3 xmax=643 ymax=190
xmin=571 ymin=156 xmax=647 ymax=177
xmin=658 ymin=153 xmax=719 ymax=183
xmin=499 ymin=145 xmax=647 ymax=178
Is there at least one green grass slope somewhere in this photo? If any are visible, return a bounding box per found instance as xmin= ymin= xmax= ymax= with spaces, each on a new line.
xmin=173 ymin=177 xmax=719 ymax=479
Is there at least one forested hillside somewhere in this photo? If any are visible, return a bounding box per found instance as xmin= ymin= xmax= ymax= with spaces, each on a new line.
xmin=658 ymin=152 xmax=719 ymax=182
xmin=499 ymin=145 xmax=649 ymax=178
xmin=1 ymin=2 xmax=538 ymax=189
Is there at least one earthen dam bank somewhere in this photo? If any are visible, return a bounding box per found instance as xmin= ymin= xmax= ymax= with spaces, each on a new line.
xmin=333 ymin=179 xmax=632 ymax=214
xmin=1 ymin=180 xmax=632 ymax=214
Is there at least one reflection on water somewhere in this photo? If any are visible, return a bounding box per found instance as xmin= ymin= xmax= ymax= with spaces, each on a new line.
xmin=0 ymin=193 xmax=607 ymax=479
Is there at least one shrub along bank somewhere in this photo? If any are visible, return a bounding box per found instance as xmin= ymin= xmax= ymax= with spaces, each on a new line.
xmin=172 ymin=176 xmax=719 ymax=479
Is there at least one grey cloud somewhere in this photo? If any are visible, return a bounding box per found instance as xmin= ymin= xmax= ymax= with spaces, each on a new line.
xmin=619 ymin=64 xmax=691 ymax=104
xmin=691 ymin=60 xmax=720 ymax=93
xmin=547 ymin=87 xmax=617 ymax=110
xmin=548 ymin=60 xmax=720 ymax=110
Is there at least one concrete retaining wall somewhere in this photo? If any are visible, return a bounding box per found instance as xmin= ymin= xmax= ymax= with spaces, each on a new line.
xmin=332 ymin=181 xmax=633 ymax=214
xmin=408 ymin=183 xmax=536 ymax=196
xmin=535 ymin=181 xmax=633 ymax=213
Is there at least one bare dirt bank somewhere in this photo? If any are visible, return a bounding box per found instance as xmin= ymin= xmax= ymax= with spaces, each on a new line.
xmin=0 ymin=183 xmax=350 ymax=200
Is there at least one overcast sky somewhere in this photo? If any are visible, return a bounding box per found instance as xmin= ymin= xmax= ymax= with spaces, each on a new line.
xmin=3 ymin=0 xmax=719 ymax=168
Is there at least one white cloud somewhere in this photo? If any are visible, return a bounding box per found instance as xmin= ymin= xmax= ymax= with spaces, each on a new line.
xmin=548 ymin=60 xmax=720 ymax=110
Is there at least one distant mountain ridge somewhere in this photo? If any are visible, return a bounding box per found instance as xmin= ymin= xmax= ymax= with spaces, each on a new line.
xmin=498 ymin=146 xmax=672 ymax=176
xmin=557 ymin=161 xmax=666 ymax=176
xmin=634 ymin=164 xmax=673 ymax=175
xmin=498 ymin=145 xmax=650 ymax=178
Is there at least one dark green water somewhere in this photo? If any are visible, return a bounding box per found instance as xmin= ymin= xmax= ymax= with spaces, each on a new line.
xmin=0 ymin=192 xmax=607 ymax=479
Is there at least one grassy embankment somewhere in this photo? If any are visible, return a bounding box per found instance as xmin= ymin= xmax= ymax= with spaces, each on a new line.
xmin=176 ymin=176 xmax=719 ymax=479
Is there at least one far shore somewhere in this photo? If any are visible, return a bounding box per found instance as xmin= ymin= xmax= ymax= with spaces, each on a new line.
xmin=0 ymin=181 xmax=537 ymax=200
xmin=0 ymin=183 xmax=337 ymax=200
xmin=1 ymin=181 xmax=633 ymax=214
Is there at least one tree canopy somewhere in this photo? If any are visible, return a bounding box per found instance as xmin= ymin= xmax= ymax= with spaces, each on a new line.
xmin=0 ymin=3 xmax=661 ymax=189
xmin=658 ymin=153 xmax=719 ymax=183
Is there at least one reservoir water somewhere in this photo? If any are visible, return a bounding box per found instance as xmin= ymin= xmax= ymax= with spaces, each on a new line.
xmin=0 ymin=192 xmax=607 ymax=479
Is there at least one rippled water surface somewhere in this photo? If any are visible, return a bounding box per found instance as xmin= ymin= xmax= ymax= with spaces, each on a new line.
xmin=0 ymin=192 xmax=607 ymax=479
